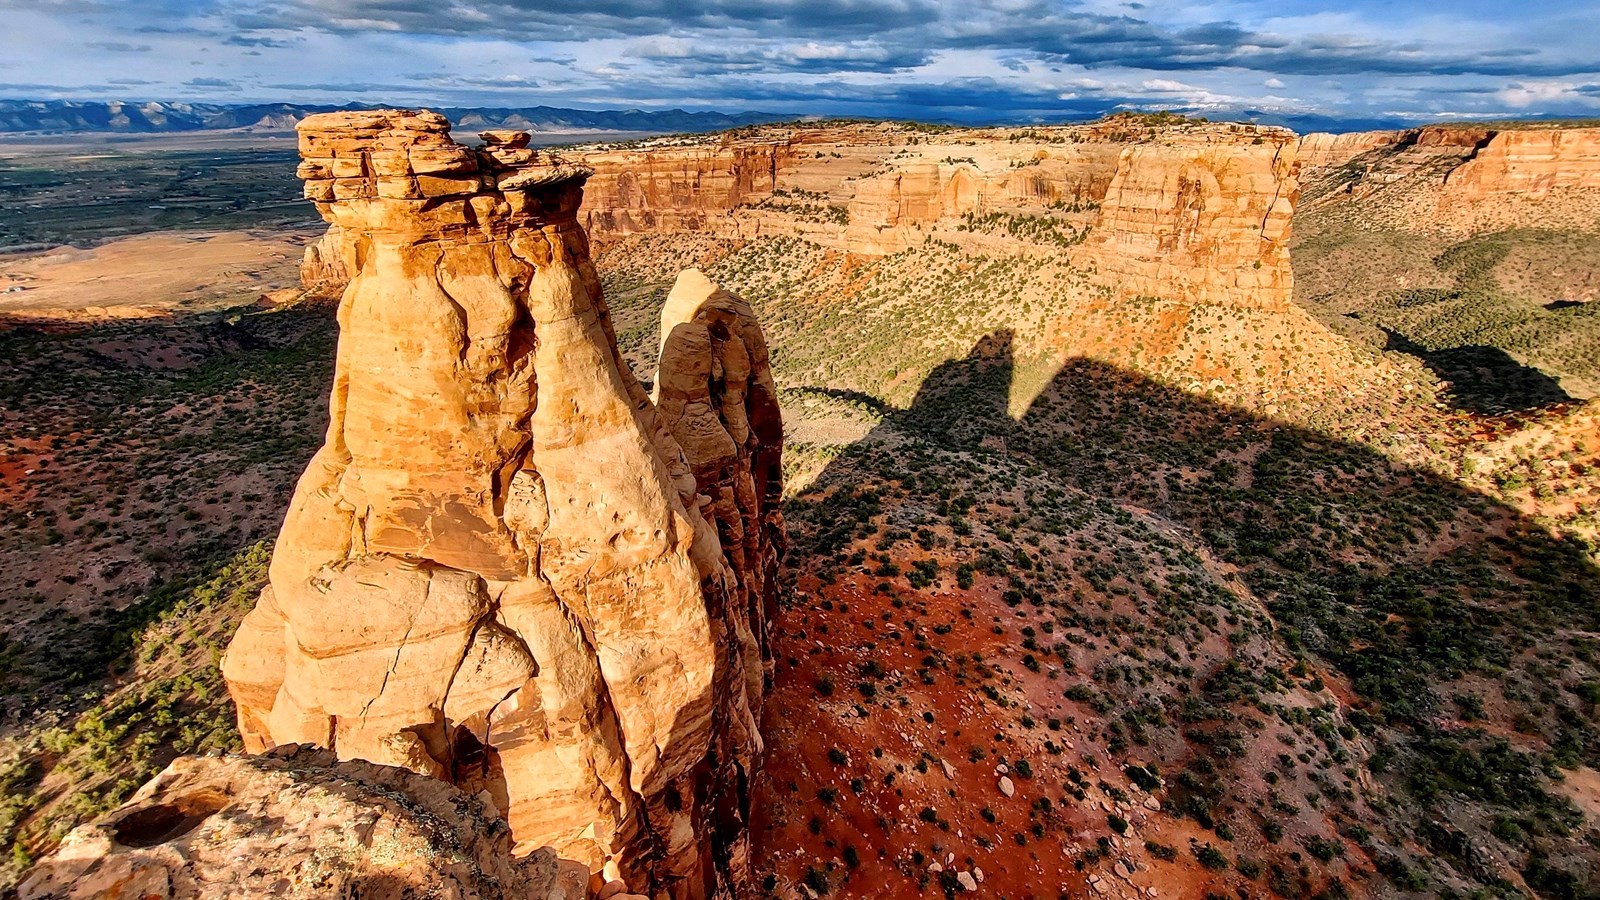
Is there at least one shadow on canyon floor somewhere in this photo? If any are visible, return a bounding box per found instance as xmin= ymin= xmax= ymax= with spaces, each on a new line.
xmin=895 ymin=329 xmax=1598 ymax=717
xmin=1380 ymin=326 xmax=1572 ymax=415
xmin=757 ymin=328 xmax=1600 ymax=896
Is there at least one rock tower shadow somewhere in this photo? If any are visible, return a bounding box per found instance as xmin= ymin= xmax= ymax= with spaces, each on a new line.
xmin=1379 ymin=326 xmax=1572 ymax=415
xmin=831 ymin=328 xmax=1598 ymax=717
xmin=758 ymin=328 xmax=1600 ymax=892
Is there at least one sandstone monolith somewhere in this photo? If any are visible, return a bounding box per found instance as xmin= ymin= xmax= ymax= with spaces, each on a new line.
xmin=220 ymin=109 xmax=783 ymax=900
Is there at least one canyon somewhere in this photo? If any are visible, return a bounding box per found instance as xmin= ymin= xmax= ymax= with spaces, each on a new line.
xmin=7 ymin=110 xmax=1600 ymax=900
xmin=1294 ymin=123 xmax=1600 ymax=236
xmin=574 ymin=118 xmax=1297 ymax=310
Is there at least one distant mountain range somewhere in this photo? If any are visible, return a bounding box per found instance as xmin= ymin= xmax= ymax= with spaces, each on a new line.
xmin=4 ymin=98 xmax=1584 ymax=139
xmin=0 ymin=100 xmax=790 ymax=135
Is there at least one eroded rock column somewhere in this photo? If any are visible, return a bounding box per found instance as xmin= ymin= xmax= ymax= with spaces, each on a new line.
xmin=222 ymin=110 xmax=782 ymax=900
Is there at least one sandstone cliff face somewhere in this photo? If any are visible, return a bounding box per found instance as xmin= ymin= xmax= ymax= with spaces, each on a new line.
xmin=17 ymin=747 xmax=593 ymax=900
xmin=841 ymin=147 xmax=1121 ymax=254
xmin=567 ymin=123 xmax=1298 ymax=309
xmin=1076 ymin=133 xmax=1299 ymax=309
xmin=1296 ymin=130 xmax=1410 ymax=169
xmin=1296 ymin=124 xmax=1600 ymax=234
xmin=1298 ymin=125 xmax=1600 ymax=190
xmin=298 ymin=120 xmax=1306 ymax=341
xmin=581 ymin=142 xmax=791 ymax=238
xmin=297 ymin=223 xmax=359 ymax=292
xmin=1445 ymin=128 xmax=1600 ymax=197
xmin=220 ymin=110 xmax=783 ymax=900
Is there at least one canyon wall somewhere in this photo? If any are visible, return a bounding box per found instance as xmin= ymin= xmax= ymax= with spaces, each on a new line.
xmin=1297 ymin=125 xmax=1600 ymax=179
xmin=1296 ymin=125 xmax=1495 ymax=170
xmin=1295 ymin=129 xmax=1410 ymax=169
xmin=283 ymin=120 xmax=1309 ymax=313
xmin=1075 ymin=132 xmax=1299 ymax=309
xmin=1296 ymin=124 xmax=1600 ymax=232
xmin=839 ymin=143 xmax=1123 ymax=254
xmin=1444 ymin=128 xmax=1600 ymax=197
xmin=567 ymin=122 xmax=1298 ymax=309
xmin=219 ymin=111 xmax=784 ymax=900
xmin=581 ymin=141 xmax=792 ymax=237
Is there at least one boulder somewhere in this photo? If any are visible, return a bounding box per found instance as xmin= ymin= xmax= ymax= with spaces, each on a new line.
xmin=16 ymin=747 xmax=589 ymax=900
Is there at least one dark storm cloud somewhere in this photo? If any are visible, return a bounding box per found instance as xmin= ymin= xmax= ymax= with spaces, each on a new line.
xmin=228 ymin=0 xmax=1598 ymax=80
xmin=931 ymin=4 xmax=1569 ymax=78
xmin=624 ymin=38 xmax=929 ymax=75
xmin=248 ymin=0 xmax=943 ymax=41
xmin=225 ymin=35 xmax=302 ymax=48
xmin=86 ymin=41 xmax=153 ymax=52
xmin=3 ymin=0 xmax=1598 ymax=122
xmin=630 ymin=75 xmax=1123 ymax=120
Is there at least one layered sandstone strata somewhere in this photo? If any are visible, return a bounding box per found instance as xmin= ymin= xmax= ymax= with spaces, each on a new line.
xmin=220 ymin=110 xmax=783 ymax=900
xmin=1295 ymin=124 xmax=1600 ymax=234
xmin=581 ymin=142 xmax=791 ymax=237
xmin=17 ymin=747 xmax=592 ymax=900
xmin=841 ymin=146 xmax=1121 ymax=254
xmin=1296 ymin=130 xmax=1411 ymax=169
xmin=576 ymin=124 xmax=1297 ymax=307
xmin=297 ymin=223 xmax=358 ymax=292
xmin=1445 ymin=128 xmax=1600 ymax=197
xmin=301 ymin=121 xmax=1305 ymax=321
xmin=1297 ymin=124 xmax=1600 ymax=195
xmin=1077 ymin=131 xmax=1300 ymax=309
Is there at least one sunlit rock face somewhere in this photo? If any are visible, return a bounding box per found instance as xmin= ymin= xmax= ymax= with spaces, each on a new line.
xmin=220 ymin=110 xmax=784 ymax=900
xmin=1443 ymin=128 xmax=1600 ymax=197
xmin=1076 ymin=131 xmax=1301 ymax=310
xmin=303 ymin=120 xmax=1312 ymax=314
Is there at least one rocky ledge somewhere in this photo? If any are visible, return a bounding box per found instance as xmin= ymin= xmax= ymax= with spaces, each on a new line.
xmin=17 ymin=746 xmax=596 ymax=900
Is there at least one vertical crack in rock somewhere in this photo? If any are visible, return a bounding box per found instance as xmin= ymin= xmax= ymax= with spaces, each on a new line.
xmin=220 ymin=109 xmax=784 ymax=900
xmin=359 ymin=581 xmax=423 ymax=723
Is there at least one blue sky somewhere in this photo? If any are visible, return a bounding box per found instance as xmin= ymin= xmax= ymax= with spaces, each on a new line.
xmin=2 ymin=0 xmax=1597 ymax=124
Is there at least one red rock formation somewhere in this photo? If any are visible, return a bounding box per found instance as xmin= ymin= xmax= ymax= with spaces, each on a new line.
xmin=1077 ymin=131 xmax=1300 ymax=309
xmin=220 ymin=110 xmax=783 ymax=900
xmin=1445 ymin=128 xmax=1600 ymax=197
xmin=580 ymin=142 xmax=792 ymax=237
xmin=299 ymin=121 xmax=1306 ymax=325
xmin=575 ymin=124 xmax=1299 ymax=308
xmin=840 ymin=147 xmax=1121 ymax=254
xmin=1296 ymin=124 xmax=1600 ymax=233
xmin=1296 ymin=130 xmax=1409 ymax=168
xmin=296 ymin=223 xmax=359 ymax=293
xmin=1296 ymin=126 xmax=1496 ymax=172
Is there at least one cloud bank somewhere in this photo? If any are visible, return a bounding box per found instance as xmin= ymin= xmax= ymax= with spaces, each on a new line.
xmin=3 ymin=0 xmax=1598 ymax=125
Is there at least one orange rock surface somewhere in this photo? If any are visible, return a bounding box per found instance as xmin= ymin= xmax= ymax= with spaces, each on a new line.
xmin=1295 ymin=129 xmax=1410 ymax=169
xmin=1076 ymin=132 xmax=1299 ymax=309
xmin=1296 ymin=124 xmax=1600 ymax=234
xmin=581 ymin=142 xmax=791 ymax=237
xmin=1445 ymin=128 xmax=1600 ymax=197
xmin=305 ymin=121 xmax=1304 ymax=312
xmin=564 ymin=122 xmax=1300 ymax=310
xmin=219 ymin=110 xmax=784 ymax=900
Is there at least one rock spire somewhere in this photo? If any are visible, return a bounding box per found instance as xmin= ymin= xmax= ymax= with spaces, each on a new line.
xmin=220 ymin=109 xmax=784 ymax=900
